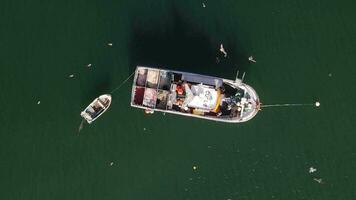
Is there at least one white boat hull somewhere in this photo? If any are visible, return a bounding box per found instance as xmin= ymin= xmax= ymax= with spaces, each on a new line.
xmin=130 ymin=66 xmax=260 ymax=123
xmin=81 ymin=94 xmax=112 ymax=124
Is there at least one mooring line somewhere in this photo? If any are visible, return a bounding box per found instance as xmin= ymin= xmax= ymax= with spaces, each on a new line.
xmin=110 ymin=71 xmax=135 ymax=94
xmin=261 ymin=102 xmax=319 ymax=108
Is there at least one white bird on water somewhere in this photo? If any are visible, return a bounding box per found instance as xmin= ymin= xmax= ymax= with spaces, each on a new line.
xmin=309 ymin=167 xmax=317 ymax=173
xmin=69 ymin=74 xmax=74 ymax=78
xmin=248 ymin=56 xmax=256 ymax=63
xmin=108 ymin=43 xmax=113 ymax=46
xmin=313 ymin=178 xmax=323 ymax=184
xmin=87 ymin=63 xmax=92 ymax=67
xmin=219 ymin=44 xmax=227 ymax=57
xmin=202 ymin=3 xmax=206 ymax=8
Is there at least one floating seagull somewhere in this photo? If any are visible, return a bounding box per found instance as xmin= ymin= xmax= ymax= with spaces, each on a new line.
xmin=87 ymin=63 xmax=92 ymax=67
xmin=37 ymin=101 xmax=41 ymax=105
xmin=315 ymin=101 xmax=320 ymax=107
xmin=219 ymin=44 xmax=227 ymax=57
xmin=309 ymin=167 xmax=317 ymax=173
xmin=202 ymin=3 xmax=206 ymax=8
xmin=313 ymin=178 xmax=323 ymax=184
xmin=248 ymin=56 xmax=256 ymax=63
xmin=69 ymin=74 xmax=74 ymax=78
xmin=193 ymin=166 xmax=198 ymax=170
xmin=108 ymin=43 xmax=113 ymax=46
xmin=110 ymin=162 xmax=114 ymax=166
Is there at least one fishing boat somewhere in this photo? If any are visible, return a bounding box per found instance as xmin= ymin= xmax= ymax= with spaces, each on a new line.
xmin=130 ymin=66 xmax=260 ymax=123
xmin=81 ymin=94 xmax=112 ymax=124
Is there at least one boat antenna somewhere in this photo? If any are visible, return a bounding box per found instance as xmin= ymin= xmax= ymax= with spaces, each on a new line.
xmin=241 ymin=72 xmax=246 ymax=83
xmin=235 ymin=70 xmax=239 ymax=81
xmin=110 ymin=71 xmax=136 ymax=94
xmin=261 ymin=101 xmax=320 ymax=108
xmin=235 ymin=70 xmax=246 ymax=85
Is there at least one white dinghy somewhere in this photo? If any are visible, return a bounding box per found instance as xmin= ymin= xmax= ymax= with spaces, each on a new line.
xmin=80 ymin=94 xmax=112 ymax=124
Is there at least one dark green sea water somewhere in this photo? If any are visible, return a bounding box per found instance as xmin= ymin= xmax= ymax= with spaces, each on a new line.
xmin=1 ymin=0 xmax=356 ymax=199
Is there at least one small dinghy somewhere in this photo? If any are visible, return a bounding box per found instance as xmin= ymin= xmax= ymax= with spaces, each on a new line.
xmin=80 ymin=94 xmax=112 ymax=124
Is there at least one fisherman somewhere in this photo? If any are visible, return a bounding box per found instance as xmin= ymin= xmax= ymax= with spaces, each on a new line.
xmin=176 ymin=84 xmax=184 ymax=95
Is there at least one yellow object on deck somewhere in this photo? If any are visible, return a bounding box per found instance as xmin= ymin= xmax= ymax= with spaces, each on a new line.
xmin=212 ymin=89 xmax=221 ymax=113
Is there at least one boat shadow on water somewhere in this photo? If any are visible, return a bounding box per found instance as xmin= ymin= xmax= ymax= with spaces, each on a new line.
xmin=80 ymin=71 xmax=112 ymax=106
xmin=128 ymin=6 xmax=250 ymax=79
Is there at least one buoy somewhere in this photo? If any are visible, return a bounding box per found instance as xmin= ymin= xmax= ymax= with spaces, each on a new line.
xmin=315 ymin=101 xmax=320 ymax=107
xmin=144 ymin=109 xmax=154 ymax=114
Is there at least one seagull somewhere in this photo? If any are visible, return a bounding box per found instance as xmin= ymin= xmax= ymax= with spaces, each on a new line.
xmin=87 ymin=63 xmax=92 ymax=67
xmin=202 ymin=3 xmax=206 ymax=8
xmin=248 ymin=56 xmax=256 ymax=63
xmin=219 ymin=44 xmax=227 ymax=57
xmin=309 ymin=167 xmax=317 ymax=173
xmin=69 ymin=74 xmax=74 ymax=78
xmin=313 ymin=178 xmax=323 ymax=184
xmin=108 ymin=43 xmax=113 ymax=46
